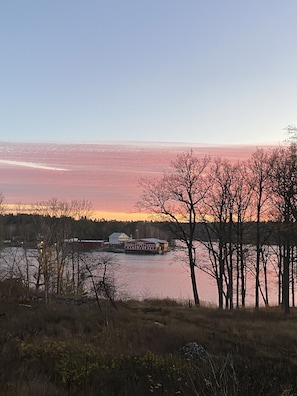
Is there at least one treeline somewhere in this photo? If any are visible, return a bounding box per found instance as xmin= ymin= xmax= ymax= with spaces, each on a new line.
xmin=0 ymin=212 xmax=288 ymax=248
xmin=0 ymin=213 xmax=171 ymax=247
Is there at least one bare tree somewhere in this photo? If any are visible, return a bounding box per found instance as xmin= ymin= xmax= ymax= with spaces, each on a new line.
xmin=270 ymin=143 xmax=297 ymax=314
xmin=37 ymin=244 xmax=56 ymax=304
xmin=33 ymin=197 xmax=92 ymax=219
xmin=200 ymin=158 xmax=236 ymax=308
xmin=80 ymin=253 xmax=118 ymax=325
xmin=232 ymin=162 xmax=254 ymax=308
xmin=31 ymin=198 xmax=93 ymax=297
xmin=198 ymin=159 xmax=253 ymax=309
xmin=138 ymin=150 xmax=210 ymax=306
xmin=248 ymin=148 xmax=274 ymax=307
xmin=70 ymin=199 xmax=93 ymax=220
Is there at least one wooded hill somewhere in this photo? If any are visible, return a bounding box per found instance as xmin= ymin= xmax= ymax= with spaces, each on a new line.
xmin=0 ymin=213 xmax=293 ymax=247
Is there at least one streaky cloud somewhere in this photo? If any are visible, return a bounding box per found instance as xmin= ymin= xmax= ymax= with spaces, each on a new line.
xmin=0 ymin=160 xmax=68 ymax=171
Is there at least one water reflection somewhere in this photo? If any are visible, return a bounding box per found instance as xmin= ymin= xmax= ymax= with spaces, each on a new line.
xmin=101 ymin=247 xmax=279 ymax=307
xmin=0 ymin=245 xmax=280 ymax=307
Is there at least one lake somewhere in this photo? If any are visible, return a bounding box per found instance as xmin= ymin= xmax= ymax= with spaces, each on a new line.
xmin=107 ymin=248 xmax=280 ymax=307
xmin=0 ymin=245 xmax=280 ymax=307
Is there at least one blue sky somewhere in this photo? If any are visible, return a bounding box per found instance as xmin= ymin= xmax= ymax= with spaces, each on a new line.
xmin=1 ymin=1 xmax=297 ymax=145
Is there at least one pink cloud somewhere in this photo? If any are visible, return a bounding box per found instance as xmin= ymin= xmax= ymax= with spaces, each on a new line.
xmin=0 ymin=142 xmax=272 ymax=218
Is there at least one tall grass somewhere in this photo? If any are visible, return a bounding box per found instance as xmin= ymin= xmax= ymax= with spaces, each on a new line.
xmin=0 ymin=297 xmax=297 ymax=395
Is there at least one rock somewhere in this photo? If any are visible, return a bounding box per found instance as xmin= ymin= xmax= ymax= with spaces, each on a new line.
xmin=180 ymin=342 xmax=209 ymax=360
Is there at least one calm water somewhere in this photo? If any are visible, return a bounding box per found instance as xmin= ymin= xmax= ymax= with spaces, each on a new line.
xmin=0 ymin=245 xmax=280 ymax=307
xmin=96 ymin=247 xmax=280 ymax=307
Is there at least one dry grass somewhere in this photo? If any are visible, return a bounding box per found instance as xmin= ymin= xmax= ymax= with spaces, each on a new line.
xmin=0 ymin=298 xmax=297 ymax=395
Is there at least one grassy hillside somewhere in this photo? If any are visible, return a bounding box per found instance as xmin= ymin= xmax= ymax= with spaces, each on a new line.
xmin=0 ymin=297 xmax=297 ymax=395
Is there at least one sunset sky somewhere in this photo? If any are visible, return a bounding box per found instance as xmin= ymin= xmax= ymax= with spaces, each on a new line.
xmin=1 ymin=2 xmax=296 ymax=220
xmin=1 ymin=1 xmax=296 ymax=146
xmin=0 ymin=142 xmax=267 ymax=221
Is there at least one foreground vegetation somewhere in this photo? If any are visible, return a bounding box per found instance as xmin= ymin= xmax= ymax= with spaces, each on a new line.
xmin=0 ymin=294 xmax=297 ymax=395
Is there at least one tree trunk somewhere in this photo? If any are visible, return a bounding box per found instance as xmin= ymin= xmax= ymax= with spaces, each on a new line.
xmin=291 ymin=246 xmax=295 ymax=307
xmin=188 ymin=246 xmax=200 ymax=305
xmin=283 ymin=243 xmax=290 ymax=314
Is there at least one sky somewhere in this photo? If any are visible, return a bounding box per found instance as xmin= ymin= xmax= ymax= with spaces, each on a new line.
xmin=0 ymin=141 xmax=264 ymax=220
xmin=1 ymin=1 xmax=296 ymax=146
